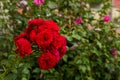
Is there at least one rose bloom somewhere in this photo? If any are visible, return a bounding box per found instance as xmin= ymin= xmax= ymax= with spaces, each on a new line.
xmin=43 ymin=34 xmax=66 ymax=60
xmin=29 ymin=29 xmax=37 ymax=43
xmin=103 ymin=15 xmax=111 ymax=22
xmin=52 ymin=50 xmax=60 ymax=61
xmin=111 ymin=48 xmax=118 ymax=58
xmin=70 ymin=43 xmax=78 ymax=50
xmin=115 ymin=28 xmax=120 ymax=34
xmin=14 ymin=33 xmax=26 ymax=41
xmin=38 ymin=52 xmax=57 ymax=70
xmin=87 ymin=24 xmax=93 ymax=30
xmin=24 ymin=19 xmax=44 ymax=38
xmin=25 ymin=19 xmax=59 ymax=35
xmin=112 ymin=51 xmax=118 ymax=58
xmin=75 ymin=17 xmax=82 ymax=24
xmin=38 ymin=20 xmax=60 ymax=32
xmin=14 ymin=38 xmax=32 ymax=57
xmin=58 ymin=37 xmax=67 ymax=58
xmin=47 ymin=46 xmax=60 ymax=61
xmin=51 ymin=32 xmax=64 ymax=49
xmin=28 ymin=18 xmax=44 ymax=27
xmin=26 ymin=18 xmax=44 ymax=33
xmin=34 ymin=0 xmax=44 ymax=6
xmin=35 ymin=30 xmax=53 ymax=48
xmin=58 ymin=45 xmax=66 ymax=58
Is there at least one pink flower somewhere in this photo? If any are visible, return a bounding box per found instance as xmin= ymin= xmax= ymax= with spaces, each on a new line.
xmin=103 ymin=15 xmax=111 ymax=22
xmin=87 ymin=24 xmax=93 ymax=30
xmin=112 ymin=51 xmax=118 ymax=58
xmin=20 ymin=0 xmax=27 ymax=7
xmin=70 ymin=44 xmax=78 ymax=50
xmin=115 ymin=28 xmax=120 ymax=34
xmin=81 ymin=2 xmax=85 ymax=5
xmin=75 ymin=18 xmax=82 ymax=24
xmin=34 ymin=0 xmax=44 ymax=6
xmin=111 ymin=48 xmax=118 ymax=58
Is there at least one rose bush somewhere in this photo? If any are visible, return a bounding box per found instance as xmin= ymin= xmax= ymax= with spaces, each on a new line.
xmin=0 ymin=0 xmax=120 ymax=80
xmin=14 ymin=18 xmax=67 ymax=70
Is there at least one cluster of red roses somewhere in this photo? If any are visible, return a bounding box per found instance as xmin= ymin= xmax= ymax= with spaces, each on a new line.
xmin=14 ymin=18 xmax=66 ymax=70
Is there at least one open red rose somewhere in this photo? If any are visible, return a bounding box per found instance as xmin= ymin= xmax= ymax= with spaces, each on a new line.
xmin=29 ymin=29 xmax=37 ymax=43
xmin=38 ymin=20 xmax=60 ymax=32
xmin=15 ymin=38 xmax=32 ymax=57
xmin=46 ymin=46 xmax=60 ymax=61
xmin=58 ymin=37 xmax=67 ymax=58
xmin=24 ymin=19 xmax=44 ymax=38
xmin=59 ymin=45 xmax=67 ymax=58
xmin=46 ymin=35 xmax=66 ymax=60
xmin=51 ymin=32 xmax=65 ymax=49
xmin=38 ymin=52 xmax=57 ymax=70
xmin=14 ymin=33 xmax=26 ymax=42
xmin=35 ymin=30 xmax=53 ymax=48
xmin=28 ymin=18 xmax=44 ymax=27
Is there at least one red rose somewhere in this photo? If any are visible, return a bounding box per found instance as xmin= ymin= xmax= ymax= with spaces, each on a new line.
xmin=38 ymin=52 xmax=57 ymax=70
xmin=14 ymin=33 xmax=26 ymax=42
xmin=50 ymin=49 xmax=60 ymax=61
xmin=58 ymin=37 xmax=67 ymax=58
xmin=14 ymin=18 xmax=67 ymax=70
xmin=59 ymin=45 xmax=67 ymax=58
xmin=35 ymin=30 xmax=53 ymax=48
xmin=24 ymin=19 xmax=60 ymax=41
xmin=24 ymin=19 xmax=44 ymax=38
xmin=24 ymin=26 xmax=33 ymax=36
xmin=45 ymin=34 xmax=66 ymax=59
xmin=47 ymin=46 xmax=60 ymax=61
xmin=51 ymin=33 xmax=65 ymax=49
xmin=28 ymin=18 xmax=44 ymax=27
xmin=38 ymin=20 xmax=59 ymax=32
xmin=29 ymin=29 xmax=37 ymax=43
xmin=60 ymin=36 xmax=66 ymax=47
xmin=47 ymin=35 xmax=66 ymax=60
xmin=15 ymin=38 xmax=32 ymax=57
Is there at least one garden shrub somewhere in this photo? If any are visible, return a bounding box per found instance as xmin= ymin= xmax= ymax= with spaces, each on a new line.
xmin=0 ymin=0 xmax=120 ymax=80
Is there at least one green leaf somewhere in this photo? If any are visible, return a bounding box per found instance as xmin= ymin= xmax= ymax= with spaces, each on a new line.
xmin=22 ymin=68 xmax=29 ymax=74
xmin=96 ymin=40 xmax=102 ymax=49
xmin=33 ymin=68 xmax=40 ymax=73
xmin=75 ymin=76 xmax=80 ymax=80
xmin=48 ymin=1 xmax=57 ymax=9
xmin=72 ymin=30 xmax=81 ymax=40
xmin=5 ymin=73 xmax=17 ymax=80
xmin=62 ymin=55 xmax=68 ymax=62
xmin=22 ymin=77 xmax=27 ymax=80
xmin=65 ymin=35 xmax=73 ymax=41
xmin=79 ymin=65 xmax=86 ymax=73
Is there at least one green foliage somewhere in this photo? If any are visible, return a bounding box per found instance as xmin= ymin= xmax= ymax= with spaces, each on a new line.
xmin=0 ymin=0 xmax=120 ymax=80
xmin=87 ymin=0 xmax=104 ymax=7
